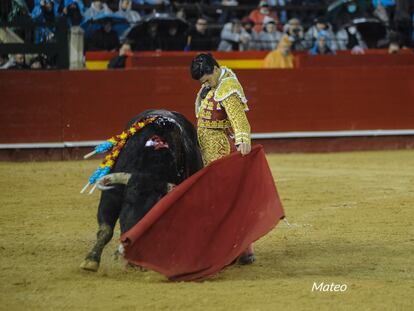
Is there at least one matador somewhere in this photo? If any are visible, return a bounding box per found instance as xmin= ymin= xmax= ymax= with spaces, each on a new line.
xmin=190 ymin=53 xmax=254 ymax=264
xmin=191 ymin=53 xmax=251 ymax=166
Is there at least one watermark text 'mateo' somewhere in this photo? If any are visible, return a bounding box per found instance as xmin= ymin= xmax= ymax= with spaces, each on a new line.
xmin=312 ymin=282 xmax=348 ymax=292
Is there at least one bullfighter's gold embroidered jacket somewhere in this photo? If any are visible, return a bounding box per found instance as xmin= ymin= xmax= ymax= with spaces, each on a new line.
xmin=195 ymin=67 xmax=251 ymax=165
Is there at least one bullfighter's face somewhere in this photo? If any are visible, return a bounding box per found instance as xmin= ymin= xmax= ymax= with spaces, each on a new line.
xmin=199 ymin=66 xmax=221 ymax=89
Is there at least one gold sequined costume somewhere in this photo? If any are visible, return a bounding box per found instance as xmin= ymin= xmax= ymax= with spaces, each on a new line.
xmin=196 ymin=67 xmax=251 ymax=166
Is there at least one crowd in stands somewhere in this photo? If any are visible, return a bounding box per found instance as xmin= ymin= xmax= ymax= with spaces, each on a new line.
xmin=0 ymin=0 xmax=413 ymax=69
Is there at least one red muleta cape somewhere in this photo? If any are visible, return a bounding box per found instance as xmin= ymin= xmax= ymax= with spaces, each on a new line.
xmin=120 ymin=145 xmax=284 ymax=281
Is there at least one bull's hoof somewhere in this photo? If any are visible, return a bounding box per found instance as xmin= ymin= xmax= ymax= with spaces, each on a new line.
xmin=80 ymin=259 xmax=100 ymax=272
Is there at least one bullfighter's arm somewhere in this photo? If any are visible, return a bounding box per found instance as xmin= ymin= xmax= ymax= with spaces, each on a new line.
xmin=195 ymin=87 xmax=203 ymax=118
xmin=221 ymin=94 xmax=251 ymax=147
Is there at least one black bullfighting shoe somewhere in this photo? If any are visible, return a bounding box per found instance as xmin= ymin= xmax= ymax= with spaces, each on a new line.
xmin=125 ymin=262 xmax=147 ymax=272
xmin=238 ymin=253 xmax=256 ymax=265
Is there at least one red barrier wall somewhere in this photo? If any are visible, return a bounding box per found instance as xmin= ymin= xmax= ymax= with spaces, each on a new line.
xmin=85 ymin=50 xmax=414 ymax=69
xmin=1 ymin=66 xmax=414 ymax=144
xmin=86 ymin=51 xmax=270 ymax=61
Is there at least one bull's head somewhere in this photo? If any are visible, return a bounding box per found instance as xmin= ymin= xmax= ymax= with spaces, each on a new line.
xmin=97 ymin=134 xmax=179 ymax=191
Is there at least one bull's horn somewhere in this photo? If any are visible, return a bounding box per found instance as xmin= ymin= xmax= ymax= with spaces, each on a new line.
xmin=97 ymin=184 xmax=115 ymax=191
xmin=105 ymin=172 xmax=131 ymax=185
xmin=97 ymin=173 xmax=131 ymax=191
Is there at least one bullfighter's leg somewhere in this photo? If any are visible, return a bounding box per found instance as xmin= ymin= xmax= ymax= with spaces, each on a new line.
xmin=197 ymin=128 xmax=231 ymax=166
xmin=198 ymin=128 xmax=256 ymax=264
xmin=238 ymin=244 xmax=255 ymax=265
xmin=80 ymin=186 xmax=124 ymax=272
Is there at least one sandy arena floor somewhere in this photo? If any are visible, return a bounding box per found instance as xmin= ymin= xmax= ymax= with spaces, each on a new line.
xmin=0 ymin=150 xmax=413 ymax=310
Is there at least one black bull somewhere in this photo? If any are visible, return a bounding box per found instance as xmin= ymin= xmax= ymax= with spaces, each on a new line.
xmin=80 ymin=110 xmax=203 ymax=272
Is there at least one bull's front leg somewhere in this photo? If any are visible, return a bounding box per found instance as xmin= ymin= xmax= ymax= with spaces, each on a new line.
xmin=80 ymin=183 xmax=126 ymax=272
xmin=80 ymin=223 xmax=114 ymax=271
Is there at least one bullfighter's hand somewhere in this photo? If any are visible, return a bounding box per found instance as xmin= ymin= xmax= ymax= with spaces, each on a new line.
xmin=237 ymin=143 xmax=251 ymax=156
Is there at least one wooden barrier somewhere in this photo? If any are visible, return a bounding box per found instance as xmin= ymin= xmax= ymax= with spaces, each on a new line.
xmin=1 ymin=66 xmax=413 ymax=147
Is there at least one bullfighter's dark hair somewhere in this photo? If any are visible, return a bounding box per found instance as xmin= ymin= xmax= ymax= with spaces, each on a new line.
xmin=190 ymin=53 xmax=220 ymax=80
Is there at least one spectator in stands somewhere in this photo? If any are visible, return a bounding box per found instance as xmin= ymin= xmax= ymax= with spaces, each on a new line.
xmin=412 ymin=14 xmax=414 ymax=46
xmin=372 ymin=0 xmax=396 ymax=26
xmin=249 ymin=0 xmax=279 ymax=34
xmin=222 ymin=0 xmax=239 ymax=4
xmin=387 ymin=30 xmax=401 ymax=53
xmin=309 ymin=30 xmax=335 ymax=55
xmin=116 ymin=0 xmax=141 ymax=24
xmin=8 ymin=54 xmax=30 ymax=69
xmin=133 ymin=21 xmax=162 ymax=50
xmin=186 ymin=17 xmax=214 ymax=51
xmin=2 ymin=0 xmax=31 ymax=42
xmin=241 ymin=17 xmax=259 ymax=50
xmin=218 ymin=19 xmax=251 ymax=51
xmin=30 ymin=55 xmax=47 ymax=69
xmin=132 ymin=0 xmax=170 ymax=4
xmin=333 ymin=0 xmax=368 ymax=29
xmin=160 ymin=22 xmax=187 ymax=50
xmin=283 ymin=17 xmax=307 ymax=51
xmin=263 ymin=35 xmax=294 ymax=68
xmin=108 ymin=42 xmax=133 ymax=68
xmin=87 ymin=20 xmax=120 ymax=50
xmin=84 ymin=0 xmax=112 ymax=19
xmin=31 ymin=0 xmax=58 ymax=43
xmin=32 ymin=0 xmax=57 ymax=21
xmin=409 ymin=13 xmax=414 ymax=46
xmin=388 ymin=41 xmax=400 ymax=53
xmin=267 ymin=0 xmax=288 ymax=24
xmin=0 ymin=54 xmax=13 ymax=69
xmin=393 ymin=0 xmax=413 ymax=47
xmin=258 ymin=17 xmax=283 ymax=50
xmin=304 ymin=17 xmax=337 ymax=51
xmin=0 ymin=54 xmax=7 ymax=67
xmin=216 ymin=0 xmax=239 ymax=25
xmin=336 ymin=25 xmax=367 ymax=53
xmin=241 ymin=16 xmax=254 ymax=34
xmin=59 ymin=0 xmax=85 ymax=26
xmin=176 ymin=7 xmax=186 ymax=21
